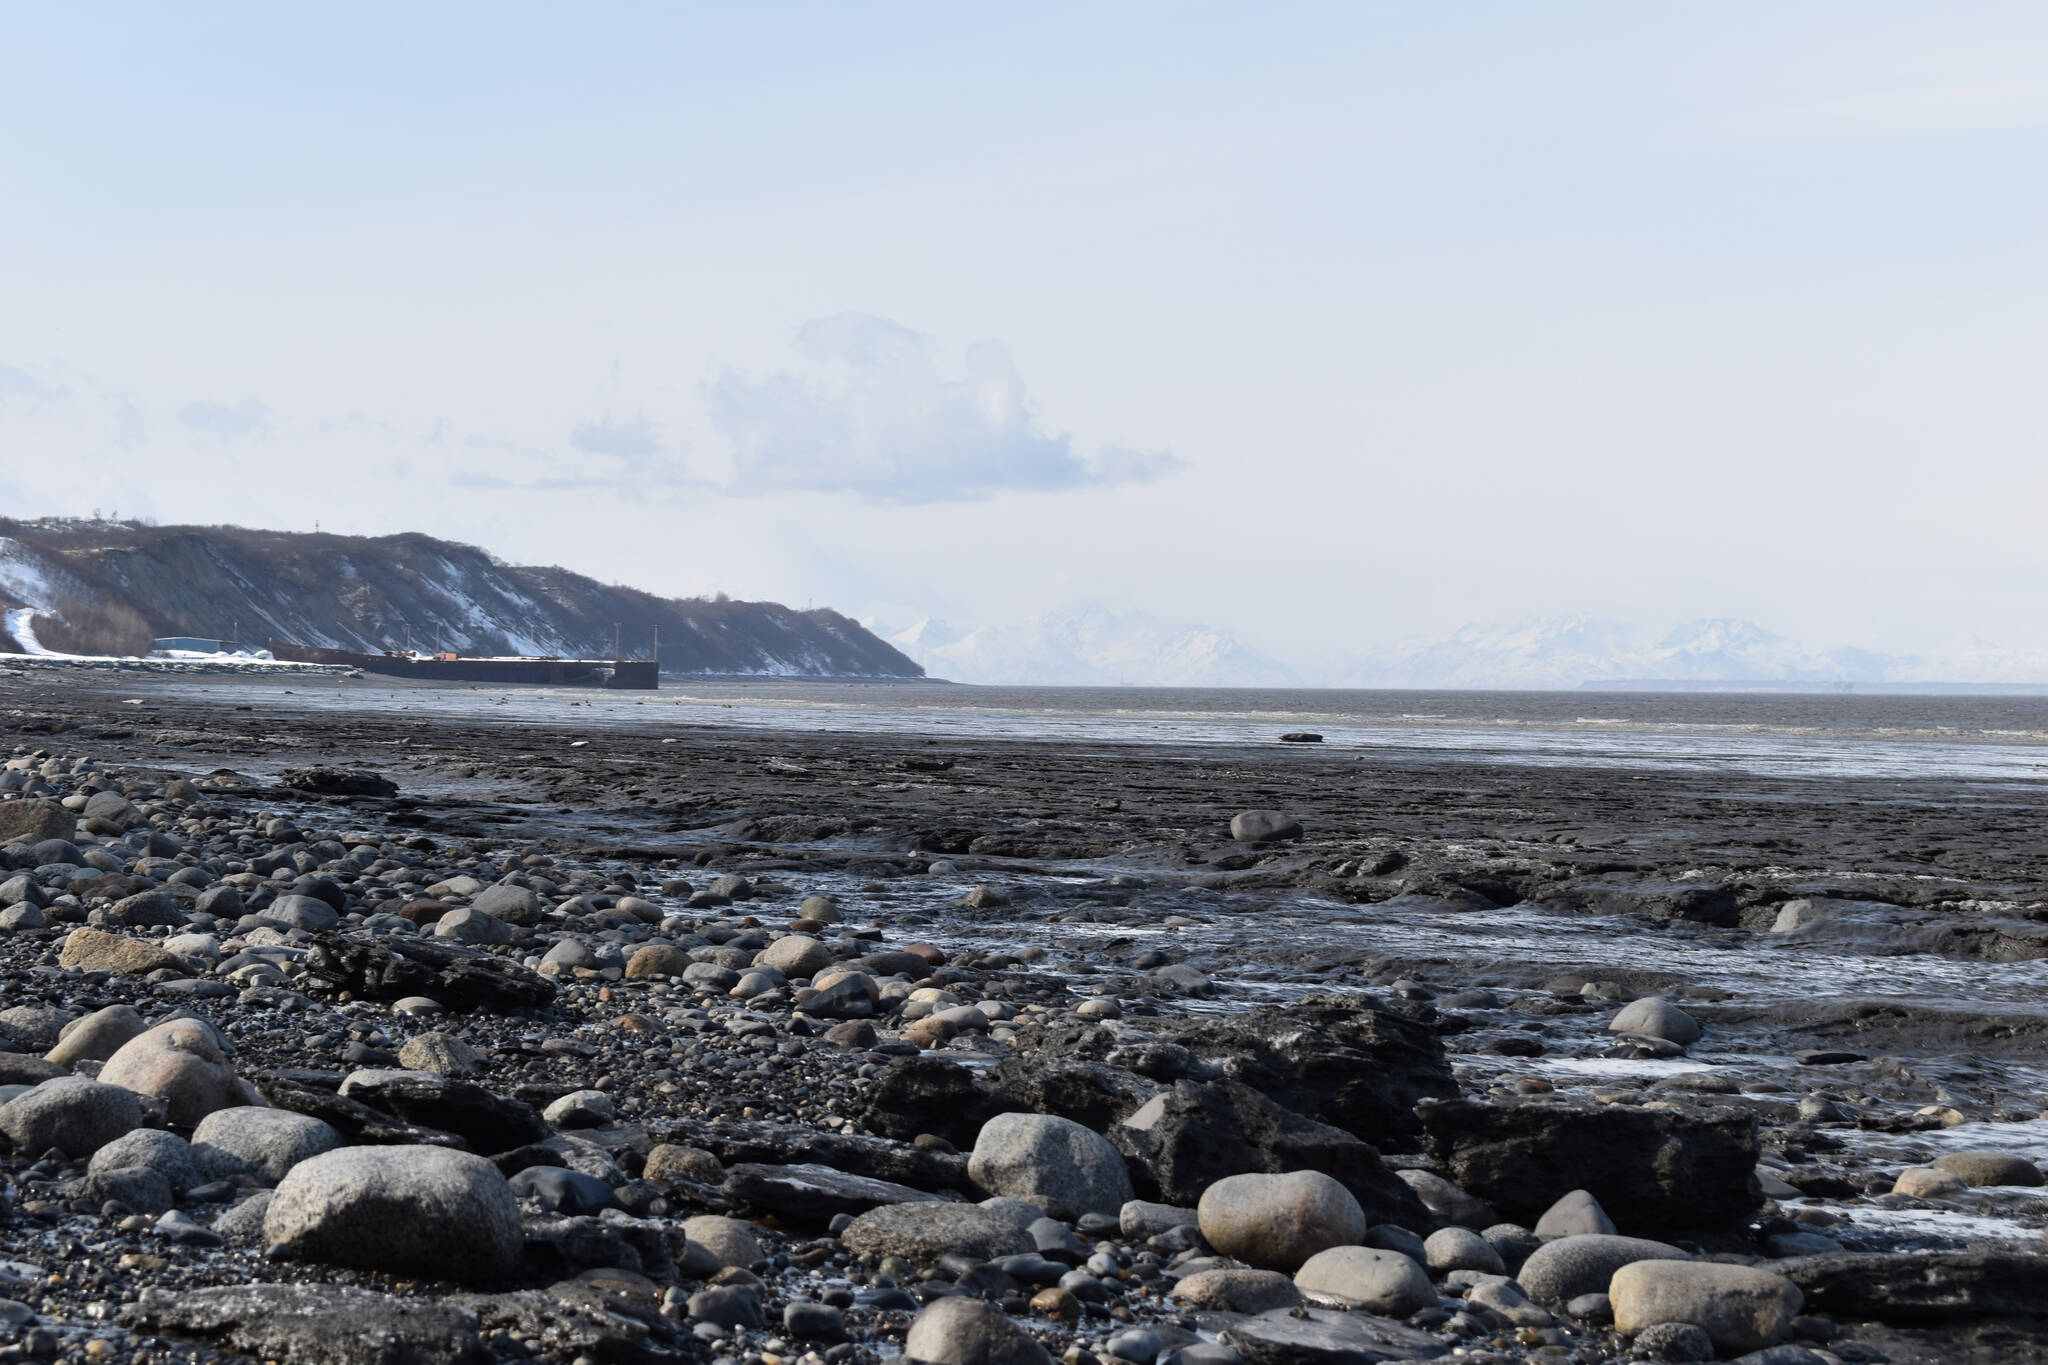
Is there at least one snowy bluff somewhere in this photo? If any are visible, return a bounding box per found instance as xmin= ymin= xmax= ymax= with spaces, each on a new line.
xmin=0 ymin=520 xmax=921 ymax=678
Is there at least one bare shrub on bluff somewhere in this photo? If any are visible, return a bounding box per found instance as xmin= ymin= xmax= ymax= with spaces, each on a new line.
xmin=31 ymin=600 xmax=155 ymax=656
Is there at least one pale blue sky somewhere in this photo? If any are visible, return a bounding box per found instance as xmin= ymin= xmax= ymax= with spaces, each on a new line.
xmin=3 ymin=3 xmax=2044 ymax=662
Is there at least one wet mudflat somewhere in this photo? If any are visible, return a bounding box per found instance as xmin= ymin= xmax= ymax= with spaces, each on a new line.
xmin=2 ymin=670 xmax=2046 ymax=1365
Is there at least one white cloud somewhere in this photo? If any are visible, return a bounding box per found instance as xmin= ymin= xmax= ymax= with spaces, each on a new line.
xmin=570 ymin=413 xmax=662 ymax=458
xmin=703 ymin=313 xmax=1182 ymax=502
xmin=179 ymin=399 xmax=271 ymax=439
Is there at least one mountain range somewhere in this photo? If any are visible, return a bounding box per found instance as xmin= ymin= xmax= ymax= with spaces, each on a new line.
xmin=882 ymin=609 xmax=1302 ymax=687
xmin=883 ymin=609 xmax=2048 ymax=689
xmin=0 ymin=519 xmax=922 ymax=677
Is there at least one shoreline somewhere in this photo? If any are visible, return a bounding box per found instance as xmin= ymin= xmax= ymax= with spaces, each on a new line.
xmin=1 ymin=672 xmax=2044 ymax=1364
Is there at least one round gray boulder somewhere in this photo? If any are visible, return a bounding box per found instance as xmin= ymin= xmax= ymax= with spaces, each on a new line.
xmin=471 ymin=882 xmax=544 ymax=925
xmin=1424 ymin=1226 xmax=1504 ymax=1275
xmin=264 ymin=1146 xmax=523 ymax=1281
xmin=1519 ymin=1234 xmax=1693 ymax=1305
xmin=99 ymin=1018 xmax=262 ymax=1127
xmin=1169 ymin=1268 xmax=1303 ymax=1314
xmin=1533 ymin=1188 xmax=1617 ymax=1240
xmin=903 ymin=1296 xmax=1053 ymax=1365
xmin=968 ymin=1112 xmax=1133 ymax=1221
xmin=682 ymin=1214 xmax=765 ymax=1269
xmin=1197 ymin=1171 xmax=1365 ymax=1272
xmin=1610 ymin=1260 xmax=1801 ymax=1355
xmin=755 ymin=934 xmax=834 ymax=979
xmin=263 ymin=893 xmax=340 ymax=932
xmin=1608 ymin=997 xmax=1703 ymax=1046
xmin=191 ymin=1106 xmax=346 ymax=1183
xmin=397 ymin=1032 xmax=485 ymax=1078
xmin=45 ymin=1004 xmax=148 ymax=1067
xmin=1293 ymin=1246 xmax=1435 ymax=1317
xmin=0 ymin=1076 xmax=142 ymax=1157
xmin=88 ymin=1127 xmax=200 ymax=1194
xmin=1229 ymin=811 xmax=1302 ymax=843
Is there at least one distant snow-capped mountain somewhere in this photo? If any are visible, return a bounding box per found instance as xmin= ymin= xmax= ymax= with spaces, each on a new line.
xmin=1330 ymin=615 xmax=2048 ymax=689
xmin=878 ymin=609 xmax=2048 ymax=689
xmin=878 ymin=608 xmax=1300 ymax=687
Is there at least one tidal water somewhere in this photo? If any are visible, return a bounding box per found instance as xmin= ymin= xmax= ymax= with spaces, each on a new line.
xmin=182 ymin=679 xmax=2048 ymax=784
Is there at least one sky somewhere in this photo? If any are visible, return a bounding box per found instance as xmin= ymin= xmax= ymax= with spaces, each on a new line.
xmin=2 ymin=2 xmax=2045 ymax=667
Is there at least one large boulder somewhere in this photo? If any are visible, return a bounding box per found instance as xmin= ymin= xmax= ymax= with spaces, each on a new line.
xmin=681 ymin=1215 xmax=764 ymax=1270
xmin=0 ymin=1076 xmax=142 ymax=1157
xmin=1159 ymin=996 xmax=1457 ymax=1144
xmin=0 ymin=1004 xmax=74 ymax=1052
xmin=89 ymin=1128 xmax=201 ymax=1195
xmin=471 ymin=883 xmax=544 ymax=925
xmin=264 ymin=1146 xmax=523 ymax=1281
xmin=262 ymin=894 xmax=340 ymax=933
xmin=1293 ymin=1246 xmax=1435 ymax=1316
xmin=967 ymin=1113 xmax=1133 ymax=1220
xmin=105 ymin=891 xmax=190 ymax=929
xmin=1517 ymin=1234 xmax=1693 ymax=1305
xmin=82 ymin=790 xmax=145 ymax=832
xmin=46 ymin=1004 xmax=150 ymax=1067
xmin=625 ymin=944 xmax=692 ymax=980
xmin=841 ymin=1202 xmax=1034 ymax=1264
xmin=1610 ymin=1260 xmax=1801 ymax=1355
xmin=1230 ymin=811 xmax=1303 ymax=843
xmin=100 ymin=1019 xmax=264 ymax=1126
xmin=59 ymin=926 xmax=182 ymax=977
xmin=1114 ymin=1078 xmax=1431 ymax=1232
xmin=191 ymin=1107 xmax=345 ymax=1183
xmin=0 ymin=798 xmax=76 ymax=844
xmin=1416 ymin=1099 xmax=1760 ymax=1236
xmin=397 ymin=1032 xmax=485 ymax=1078
xmin=1608 ymin=997 xmax=1702 ymax=1046
xmin=1169 ymin=1269 xmax=1302 ymax=1314
xmin=755 ymin=934 xmax=833 ymax=979
xmin=1533 ymin=1188 xmax=1616 ymax=1240
xmin=903 ymin=1296 xmax=1052 ymax=1365
xmin=1197 ymin=1171 xmax=1364 ymax=1272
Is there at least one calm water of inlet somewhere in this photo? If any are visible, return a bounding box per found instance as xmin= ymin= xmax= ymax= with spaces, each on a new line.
xmin=177 ymin=681 xmax=2048 ymax=785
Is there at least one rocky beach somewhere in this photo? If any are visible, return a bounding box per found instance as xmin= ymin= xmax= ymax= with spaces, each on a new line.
xmin=2 ymin=671 xmax=2046 ymax=1365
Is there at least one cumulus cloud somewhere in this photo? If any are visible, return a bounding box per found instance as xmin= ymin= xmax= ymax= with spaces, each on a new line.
xmin=179 ymin=399 xmax=271 ymax=439
xmin=570 ymin=413 xmax=662 ymax=458
xmin=704 ymin=313 xmax=1183 ymax=502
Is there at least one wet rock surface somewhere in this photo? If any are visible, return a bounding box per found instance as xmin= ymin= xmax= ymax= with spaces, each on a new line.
xmin=1 ymin=673 xmax=2047 ymax=1365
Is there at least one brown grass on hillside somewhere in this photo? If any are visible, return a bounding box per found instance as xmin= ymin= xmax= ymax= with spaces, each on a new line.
xmin=31 ymin=600 xmax=155 ymax=656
